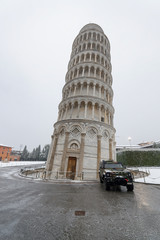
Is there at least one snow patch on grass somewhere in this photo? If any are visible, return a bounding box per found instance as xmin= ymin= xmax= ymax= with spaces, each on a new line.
xmin=134 ymin=167 xmax=160 ymax=184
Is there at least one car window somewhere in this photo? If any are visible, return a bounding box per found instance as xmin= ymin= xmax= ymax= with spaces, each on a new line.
xmin=104 ymin=163 xmax=123 ymax=169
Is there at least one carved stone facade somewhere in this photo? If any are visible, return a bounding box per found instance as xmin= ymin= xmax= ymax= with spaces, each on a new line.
xmin=46 ymin=23 xmax=116 ymax=179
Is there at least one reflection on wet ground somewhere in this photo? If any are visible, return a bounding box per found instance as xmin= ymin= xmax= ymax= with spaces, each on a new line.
xmin=0 ymin=166 xmax=160 ymax=240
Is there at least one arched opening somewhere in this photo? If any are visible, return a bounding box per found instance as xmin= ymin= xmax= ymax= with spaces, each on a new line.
xmin=101 ymin=46 xmax=104 ymax=53
xmin=74 ymin=69 xmax=77 ymax=78
xmin=91 ymin=53 xmax=95 ymax=61
xmin=95 ymin=84 xmax=99 ymax=97
xmin=101 ymin=57 xmax=104 ymax=65
xmin=84 ymin=66 xmax=89 ymax=76
xmin=81 ymin=54 xmax=84 ymax=62
xmin=79 ymin=101 xmax=85 ymax=118
xmin=93 ymin=32 xmax=96 ymax=40
xmin=76 ymin=56 xmax=79 ymax=64
xmin=70 ymin=71 xmax=73 ymax=80
xmin=79 ymin=66 xmax=83 ymax=77
xmin=83 ymin=43 xmax=86 ymax=50
xmin=86 ymin=53 xmax=90 ymax=61
xmin=66 ymin=157 xmax=77 ymax=180
xmin=72 ymin=101 xmax=78 ymax=119
xmin=92 ymin=43 xmax=95 ymax=50
xmin=89 ymin=82 xmax=93 ymax=95
xmin=96 ymin=68 xmax=100 ymax=78
xmin=94 ymin=103 xmax=99 ymax=121
xmin=87 ymin=42 xmax=91 ymax=50
xmin=77 ymin=82 xmax=81 ymax=94
xmin=101 ymin=105 xmax=105 ymax=122
xmin=96 ymin=55 xmax=100 ymax=63
xmin=101 ymin=70 xmax=104 ymax=81
xmin=87 ymin=102 xmax=92 ymax=119
xmin=90 ymin=66 xmax=95 ymax=77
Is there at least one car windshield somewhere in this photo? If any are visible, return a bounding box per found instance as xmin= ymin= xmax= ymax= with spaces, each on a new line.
xmin=104 ymin=163 xmax=123 ymax=169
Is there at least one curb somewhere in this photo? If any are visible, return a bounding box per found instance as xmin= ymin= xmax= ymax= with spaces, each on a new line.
xmin=134 ymin=181 xmax=160 ymax=186
xmin=19 ymin=173 xmax=99 ymax=184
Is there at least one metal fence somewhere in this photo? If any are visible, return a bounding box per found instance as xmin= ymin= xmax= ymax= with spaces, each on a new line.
xmin=20 ymin=167 xmax=150 ymax=181
xmin=20 ymin=168 xmax=98 ymax=181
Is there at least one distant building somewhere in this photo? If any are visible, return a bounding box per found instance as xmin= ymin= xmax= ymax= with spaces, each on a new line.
xmin=0 ymin=144 xmax=21 ymax=161
xmin=138 ymin=140 xmax=160 ymax=149
xmin=0 ymin=144 xmax=12 ymax=161
xmin=9 ymin=150 xmax=21 ymax=161
xmin=116 ymin=140 xmax=160 ymax=151
xmin=116 ymin=144 xmax=140 ymax=151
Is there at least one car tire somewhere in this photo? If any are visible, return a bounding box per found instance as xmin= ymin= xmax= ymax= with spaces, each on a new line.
xmin=127 ymin=184 xmax=134 ymax=191
xmin=105 ymin=184 xmax=110 ymax=191
xmin=100 ymin=176 xmax=103 ymax=183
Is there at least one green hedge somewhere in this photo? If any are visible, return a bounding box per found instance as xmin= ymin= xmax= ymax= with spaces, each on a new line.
xmin=117 ymin=150 xmax=160 ymax=166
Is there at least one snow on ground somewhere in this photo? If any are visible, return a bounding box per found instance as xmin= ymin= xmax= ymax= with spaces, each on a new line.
xmin=0 ymin=162 xmax=160 ymax=185
xmin=133 ymin=167 xmax=160 ymax=184
xmin=0 ymin=161 xmax=45 ymax=168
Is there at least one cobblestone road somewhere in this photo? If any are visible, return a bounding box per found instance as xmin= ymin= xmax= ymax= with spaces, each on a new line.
xmin=0 ymin=166 xmax=160 ymax=240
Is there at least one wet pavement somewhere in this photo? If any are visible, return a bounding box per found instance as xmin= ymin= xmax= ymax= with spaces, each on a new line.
xmin=0 ymin=166 xmax=160 ymax=240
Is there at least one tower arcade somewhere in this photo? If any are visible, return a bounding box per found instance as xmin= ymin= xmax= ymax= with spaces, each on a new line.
xmin=46 ymin=23 xmax=116 ymax=179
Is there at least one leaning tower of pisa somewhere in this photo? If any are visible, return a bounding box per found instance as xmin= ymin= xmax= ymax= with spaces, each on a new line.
xmin=46 ymin=23 xmax=116 ymax=180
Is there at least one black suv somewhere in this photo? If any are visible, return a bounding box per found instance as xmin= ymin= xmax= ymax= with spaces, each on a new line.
xmin=99 ymin=160 xmax=134 ymax=191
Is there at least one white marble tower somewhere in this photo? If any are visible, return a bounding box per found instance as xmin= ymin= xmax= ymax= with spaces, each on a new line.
xmin=46 ymin=23 xmax=116 ymax=179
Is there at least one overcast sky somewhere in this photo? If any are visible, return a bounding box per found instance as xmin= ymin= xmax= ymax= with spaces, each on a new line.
xmin=1 ymin=0 xmax=160 ymax=151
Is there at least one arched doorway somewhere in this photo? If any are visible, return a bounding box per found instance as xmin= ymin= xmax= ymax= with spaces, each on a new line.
xmin=66 ymin=157 xmax=77 ymax=180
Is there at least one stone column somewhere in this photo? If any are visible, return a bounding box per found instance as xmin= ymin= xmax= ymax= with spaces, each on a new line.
xmin=108 ymin=112 xmax=110 ymax=125
xmin=109 ymin=139 xmax=113 ymax=160
xmin=77 ymin=102 xmax=80 ymax=118
xmin=84 ymin=102 xmax=87 ymax=118
xmin=99 ymin=86 xmax=101 ymax=98
xmin=77 ymin=69 xmax=79 ymax=78
xmin=94 ymin=68 xmax=96 ymax=77
xmin=80 ymin=83 xmax=83 ymax=94
xmin=64 ymin=105 xmax=68 ymax=119
xmin=108 ymin=111 xmax=110 ymax=124
xmin=60 ymin=131 xmax=70 ymax=172
xmin=99 ymin=106 xmax=101 ymax=121
xmin=74 ymin=85 xmax=77 ymax=96
xmin=108 ymin=93 xmax=110 ymax=103
xmin=89 ymin=67 xmax=91 ymax=76
xmin=110 ymin=115 xmax=113 ymax=126
xmin=58 ymin=108 xmax=64 ymax=121
xmin=104 ymin=109 xmax=107 ymax=123
xmin=82 ymin=67 xmax=85 ymax=77
xmin=70 ymin=103 xmax=74 ymax=118
xmin=113 ymin=141 xmax=116 ymax=162
xmin=99 ymin=70 xmax=102 ymax=80
xmin=104 ymin=89 xmax=106 ymax=100
xmin=78 ymin=133 xmax=86 ymax=176
xmin=87 ymin=83 xmax=89 ymax=95
xmin=46 ymin=133 xmax=59 ymax=176
xmin=97 ymin=135 xmax=102 ymax=178
xmin=92 ymin=104 xmax=95 ymax=119
xmin=93 ymin=83 xmax=96 ymax=96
